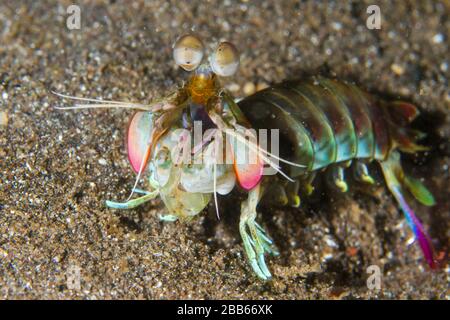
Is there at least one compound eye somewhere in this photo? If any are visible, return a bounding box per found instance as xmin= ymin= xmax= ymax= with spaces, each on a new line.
xmin=210 ymin=42 xmax=240 ymax=77
xmin=173 ymin=34 xmax=204 ymax=71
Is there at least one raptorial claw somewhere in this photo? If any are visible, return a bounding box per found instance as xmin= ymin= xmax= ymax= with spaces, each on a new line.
xmin=241 ymin=222 xmax=270 ymax=279
xmin=257 ymin=253 xmax=271 ymax=276
xmin=241 ymin=222 xmax=273 ymax=280
xmin=239 ymin=185 xmax=276 ymax=280
xmin=240 ymin=220 xmax=278 ymax=280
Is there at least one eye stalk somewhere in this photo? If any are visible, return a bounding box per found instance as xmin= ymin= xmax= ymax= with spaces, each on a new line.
xmin=173 ymin=34 xmax=204 ymax=71
xmin=209 ymin=41 xmax=240 ymax=77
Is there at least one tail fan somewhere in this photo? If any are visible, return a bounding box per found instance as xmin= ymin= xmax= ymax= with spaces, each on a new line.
xmin=380 ymin=151 xmax=437 ymax=269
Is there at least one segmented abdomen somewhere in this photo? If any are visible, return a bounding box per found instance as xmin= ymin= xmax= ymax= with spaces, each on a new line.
xmin=237 ymin=77 xmax=392 ymax=176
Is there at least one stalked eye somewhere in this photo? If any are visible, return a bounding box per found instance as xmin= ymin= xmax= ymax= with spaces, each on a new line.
xmin=209 ymin=41 xmax=240 ymax=77
xmin=173 ymin=34 xmax=204 ymax=71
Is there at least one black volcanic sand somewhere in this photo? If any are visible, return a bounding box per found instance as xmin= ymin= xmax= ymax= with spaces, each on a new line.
xmin=0 ymin=1 xmax=448 ymax=299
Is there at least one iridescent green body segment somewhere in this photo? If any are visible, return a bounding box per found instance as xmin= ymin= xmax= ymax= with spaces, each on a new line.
xmin=238 ymin=77 xmax=391 ymax=173
xmin=319 ymin=78 xmax=376 ymax=159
